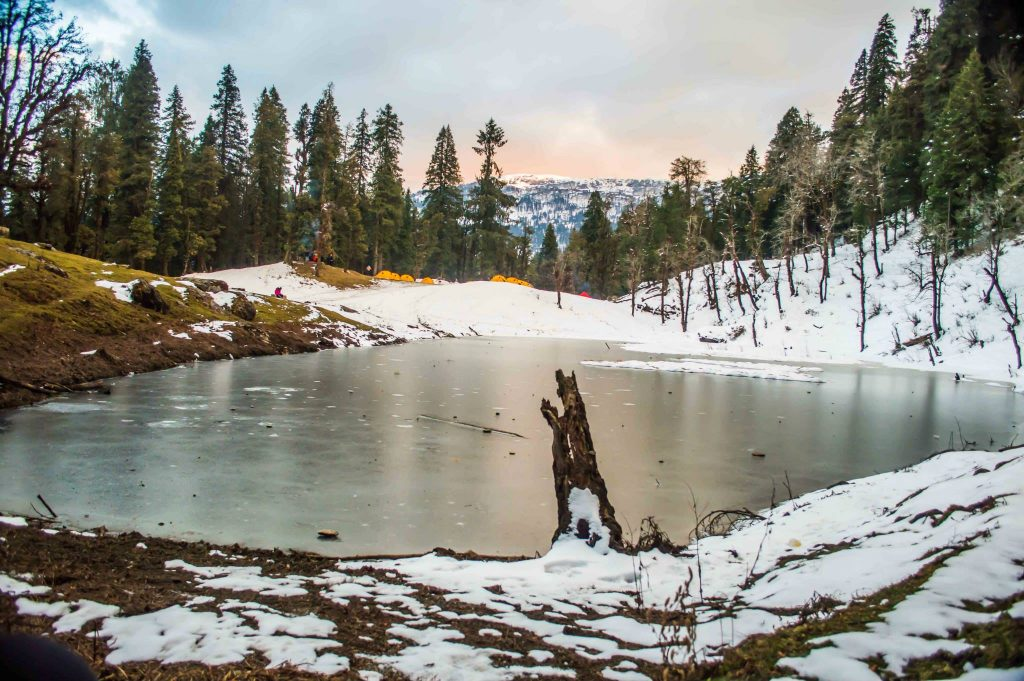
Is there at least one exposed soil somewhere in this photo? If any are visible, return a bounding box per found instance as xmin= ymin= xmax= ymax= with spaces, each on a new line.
xmin=0 ymin=315 xmax=393 ymax=410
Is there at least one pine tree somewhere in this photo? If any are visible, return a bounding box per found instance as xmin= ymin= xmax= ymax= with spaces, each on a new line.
xmin=186 ymin=142 xmax=226 ymax=273
xmin=348 ymin=108 xmax=374 ymax=269
xmin=422 ymin=125 xmax=464 ymax=279
xmin=736 ymin=146 xmax=770 ymax=276
xmin=349 ymin=108 xmax=373 ymax=198
xmin=210 ymin=65 xmax=248 ymax=179
xmin=391 ymin=189 xmax=417 ymax=273
xmin=112 ymin=40 xmax=160 ymax=268
xmin=578 ymin=190 xmax=616 ymax=298
xmin=535 ymin=222 xmax=559 ymax=289
xmin=923 ymin=0 xmax=980 ymax=127
xmin=924 ymin=49 xmax=1000 ymax=247
xmin=288 ymin=102 xmax=314 ymax=261
xmin=850 ymin=50 xmax=869 ymax=119
xmin=209 ymin=64 xmax=248 ymax=266
xmin=881 ymin=7 xmax=933 ymax=213
xmin=335 ymin=139 xmax=366 ymax=269
xmin=246 ymin=86 xmax=289 ymax=264
xmin=292 ymin=103 xmax=312 ymax=196
xmin=308 ymin=86 xmax=342 ymax=205
xmin=367 ymin=104 xmax=404 ymax=272
xmin=154 ymin=85 xmax=193 ymax=274
xmin=466 ymin=118 xmax=515 ymax=277
xmin=764 ymin=107 xmax=805 ymax=179
xmin=865 ymin=13 xmax=899 ymax=115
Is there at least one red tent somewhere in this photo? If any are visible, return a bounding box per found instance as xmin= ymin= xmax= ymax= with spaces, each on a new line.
xmin=578 ymin=291 xmax=591 ymax=298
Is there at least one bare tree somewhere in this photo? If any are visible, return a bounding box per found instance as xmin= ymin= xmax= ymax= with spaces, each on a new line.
xmin=618 ymin=200 xmax=650 ymax=317
xmin=812 ymin=150 xmax=842 ymax=304
xmin=971 ymin=148 xmax=1024 ymax=369
xmin=0 ymin=0 xmax=91 ymax=215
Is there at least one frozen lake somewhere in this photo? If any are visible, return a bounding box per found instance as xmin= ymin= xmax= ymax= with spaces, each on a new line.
xmin=1 ymin=337 xmax=1021 ymax=556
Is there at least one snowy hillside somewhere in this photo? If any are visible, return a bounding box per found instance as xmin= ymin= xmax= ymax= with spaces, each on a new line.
xmin=622 ymin=224 xmax=1024 ymax=392
xmin=413 ymin=174 xmax=666 ymax=249
xmin=207 ymin=224 xmax=1024 ymax=391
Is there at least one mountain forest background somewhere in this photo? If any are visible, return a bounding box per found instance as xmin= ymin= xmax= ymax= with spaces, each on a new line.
xmin=1 ymin=0 xmax=1022 ymax=307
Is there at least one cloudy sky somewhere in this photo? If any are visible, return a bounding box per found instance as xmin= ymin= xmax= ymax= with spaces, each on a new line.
xmin=58 ymin=0 xmax=936 ymax=188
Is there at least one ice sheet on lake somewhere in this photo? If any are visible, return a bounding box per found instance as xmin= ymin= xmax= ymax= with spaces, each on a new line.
xmin=581 ymin=358 xmax=824 ymax=383
xmin=32 ymin=400 xmax=109 ymax=413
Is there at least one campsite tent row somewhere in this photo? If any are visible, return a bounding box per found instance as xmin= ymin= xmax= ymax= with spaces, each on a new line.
xmin=374 ymin=271 xmax=435 ymax=284
xmin=490 ymin=275 xmax=533 ymax=288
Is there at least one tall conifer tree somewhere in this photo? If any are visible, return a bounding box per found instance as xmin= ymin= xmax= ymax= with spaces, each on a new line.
xmin=367 ymin=104 xmax=404 ymax=272
xmin=423 ymin=125 xmax=464 ymax=279
xmin=466 ymin=118 xmax=515 ymax=277
xmin=246 ymin=86 xmax=289 ymax=263
xmin=154 ymin=85 xmax=192 ymax=274
xmin=209 ymin=64 xmax=248 ymax=266
xmin=865 ymin=14 xmax=899 ymax=115
xmin=112 ymin=40 xmax=160 ymax=267
xmin=924 ymin=49 xmax=1000 ymax=247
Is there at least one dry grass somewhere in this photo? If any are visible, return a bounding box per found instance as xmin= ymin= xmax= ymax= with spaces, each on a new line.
xmin=289 ymin=261 xmax=374 ymax=290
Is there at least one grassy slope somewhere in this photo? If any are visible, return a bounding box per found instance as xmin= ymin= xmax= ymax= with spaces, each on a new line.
xmin=289 ymin=260 xmax=375 ymax=290
xmin=0 ymin=239 xmax=385 ymax=408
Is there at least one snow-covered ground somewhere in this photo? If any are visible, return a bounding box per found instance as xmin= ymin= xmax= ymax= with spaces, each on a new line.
xmin=4 ymin=447 xmax=1022 ymax=679
xmin=203 ymin=226 xmax=1024 ymax=390
xmin=191 ymin=262 xmax=678 ymax=343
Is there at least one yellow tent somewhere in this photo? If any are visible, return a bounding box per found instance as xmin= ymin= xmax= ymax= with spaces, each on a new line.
xmin=490 ymin=274 xmax=506 ymax=282
xmin=400 ymin=273 xmax=414 ymax=282
xmin=421 ymin=277 xmax=435 ymax=285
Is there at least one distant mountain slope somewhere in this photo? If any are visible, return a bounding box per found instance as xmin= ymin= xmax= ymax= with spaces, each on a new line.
xmin=413 ymin=174 xmax=667 ymax=250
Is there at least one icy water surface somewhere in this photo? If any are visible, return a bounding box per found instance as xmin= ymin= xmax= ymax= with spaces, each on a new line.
xmin=1 ymin=338 xmax=1021 ymax=556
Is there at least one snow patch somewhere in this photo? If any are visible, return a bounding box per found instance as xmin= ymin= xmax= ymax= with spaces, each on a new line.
xmin=582 ymin=358 xmax=823 ymax=383
xmin=0 ymin=264 xmax=25 ymax=277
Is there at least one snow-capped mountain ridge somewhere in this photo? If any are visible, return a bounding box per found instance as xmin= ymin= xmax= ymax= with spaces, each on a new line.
xmin=413 ymin=174 xmax=668 ymax=250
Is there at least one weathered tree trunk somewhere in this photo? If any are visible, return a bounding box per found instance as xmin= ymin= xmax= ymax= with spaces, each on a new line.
xmin=871 ymin=222 xmax=882 ymax=277
xmin=852 ymin=245 xmax=867 ymax=352
xmin=774 ymin=263 xmax=783 ymax=315
xmin=931 ymin=249 xmax=942 ymax=340
xmin=705 ymin=264 xmax=721 ymax=323
xmin=540 ymin=370 xmax=624 ymax=551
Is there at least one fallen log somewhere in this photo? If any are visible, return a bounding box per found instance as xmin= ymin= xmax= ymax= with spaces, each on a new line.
xmin=69 ymin=380 xmax=110 ymax=393
xmin=540 ymin=369 xmax=624 ymax=551
xmin=904 ymin=333 xmax=933 ymax=347
xmin=0 ymin=372 xmax=58 ymax=395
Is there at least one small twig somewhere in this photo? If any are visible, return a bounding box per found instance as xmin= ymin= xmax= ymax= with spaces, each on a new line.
xmin=417 ymin=414 xmax=524 ymax=438
xmin=36 ymin=494 xmax=57 ymax=518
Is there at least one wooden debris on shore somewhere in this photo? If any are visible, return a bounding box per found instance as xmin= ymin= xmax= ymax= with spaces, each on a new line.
xmin=540 ymin=369 xmax=624 ymax=551
xmin=904 ymin=333 xmax=933 ymax=348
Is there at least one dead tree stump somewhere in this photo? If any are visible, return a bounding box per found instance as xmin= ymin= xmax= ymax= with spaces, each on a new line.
xmin=540 ymin=369 xmax=624 ymax=551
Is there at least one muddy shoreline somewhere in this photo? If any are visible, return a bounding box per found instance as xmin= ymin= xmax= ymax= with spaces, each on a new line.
xmin=0 ymin=320 xmax=397 ymax=411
